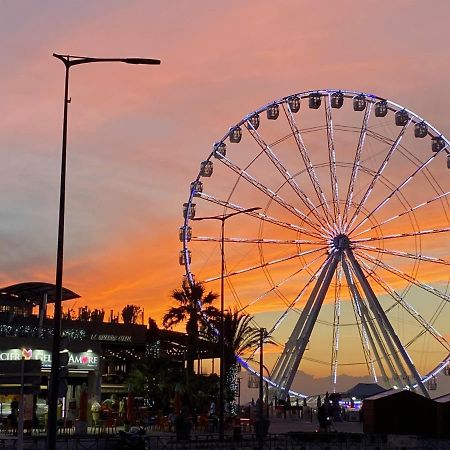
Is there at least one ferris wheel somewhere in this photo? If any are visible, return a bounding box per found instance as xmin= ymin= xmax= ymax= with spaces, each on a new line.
xmin=180 ymin=89 xmax=450 ymax=399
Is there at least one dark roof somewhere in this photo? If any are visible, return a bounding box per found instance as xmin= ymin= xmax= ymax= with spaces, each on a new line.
xmin=364 ymin=388 xmax=399 ymax=400
xmin=434 ymin=393 xmax=450 ymax=403
xmin=344 ymin=383 xmax=386 ymax=399
xmin=364 ymin=388 xmax=431 ymax=402
xmin=0 ymin=282 xmax=80 ymax=305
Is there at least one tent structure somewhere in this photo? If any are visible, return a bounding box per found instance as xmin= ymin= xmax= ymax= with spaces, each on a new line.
xmin=344 ymin=383 xmax=386 ymax=399
xmin=434 ymin=393 xmax=450 ymax=437
xmin=363 ymin=389 xmax=436 ymax=435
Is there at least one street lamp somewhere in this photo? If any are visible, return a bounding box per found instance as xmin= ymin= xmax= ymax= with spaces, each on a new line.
xmin=192 ymin=206 xmax=261 ymax=439
xmin=48 ymin=53 xmax=160 ymax=450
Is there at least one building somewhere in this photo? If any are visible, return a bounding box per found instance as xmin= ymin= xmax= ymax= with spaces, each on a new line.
xmin=0 ymin=281 xmax=217 ymax=425
xmin=363 ymin=389 xmax=436 ymax=435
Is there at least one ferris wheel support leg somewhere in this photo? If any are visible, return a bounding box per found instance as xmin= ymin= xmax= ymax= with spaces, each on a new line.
xmin=342 ymin=257 xmax=391 ymax=385
xmin=270 ymin=256 xmax=333 ymax=393
xmin=346 ymin=250 xmax=430 ymax=398
xmin=279 ymin=253 xmax=340 ymax=401
xmin=353 ymin=289 xmax=397 ymax=385
xmin=346 ymin=250 xmax=410 ymax=386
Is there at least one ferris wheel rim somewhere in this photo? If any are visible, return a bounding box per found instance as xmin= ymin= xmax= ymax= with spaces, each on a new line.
xmin=181 ymin=88 xmax=450 ymax=397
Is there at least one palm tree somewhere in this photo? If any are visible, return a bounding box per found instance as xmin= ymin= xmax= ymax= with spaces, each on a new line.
xmin=163 ymin=281 xmax=219 ymax=384
xmin=219 ymin=308 xmax=264 ymax=409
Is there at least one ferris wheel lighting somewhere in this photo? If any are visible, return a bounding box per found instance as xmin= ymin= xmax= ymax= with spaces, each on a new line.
xmin=200 ymin=160 xmax=213 ymax=177
xmin=229 ymin=126 xmax=242 ymax=143
xmin=248 ymin=113 xmax=260 ymax=129
xmin=309 ymin=93 xmax=321 ymax=109
xmin=287 ymin=95 xmax=300 ymax=113
xmin=353 ymin=94 xmax=366 ymax=111
xmin=375 ymin=99 xmax=388 ymax=117
xmin=432 ymin=136 xmax=446 ymax=152
xmin=395 ymin=109 xmax=409 ymax=126
xmin=331 ymin=91 xmax=344 ymax=109
xmin=213 ymin=142 xmax=226 ymax=159
xmin=414 ymin=121 xmax=428 ymax=138
xmin=267 ymin=104 xmax=280 ymax=120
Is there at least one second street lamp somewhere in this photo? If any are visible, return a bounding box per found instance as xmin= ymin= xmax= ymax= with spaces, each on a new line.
xmin=192 ymin=206 xmax=261 ymax=439
xmin=48 ymin=53 xmax=160 ymax=450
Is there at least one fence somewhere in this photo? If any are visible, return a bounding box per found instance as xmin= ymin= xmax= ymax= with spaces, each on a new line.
xmin=0 ymin=436 xmax=120 ymax=450
xmin=0 ymin=433 xmax=449 ymax=450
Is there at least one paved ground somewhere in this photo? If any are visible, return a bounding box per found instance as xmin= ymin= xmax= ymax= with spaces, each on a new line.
xmin=259 ymin=417 xmax=363 ymax=435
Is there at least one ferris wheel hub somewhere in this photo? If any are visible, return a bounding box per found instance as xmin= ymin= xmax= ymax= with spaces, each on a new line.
xmin=332 ymin=234 xmax=350 ymax=250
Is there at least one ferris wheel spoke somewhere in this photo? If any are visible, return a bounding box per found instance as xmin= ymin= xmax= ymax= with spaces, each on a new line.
xmin=354 ymin=244 xmax=450 ymax=266
xmin=203 ymin=246 xmax=328 ymax=283
xmin=196 ymin=192 xmax=325 ymax=240
xmin=330 ymin=259 xmax=343 ymax=389
xmin=355 ymin=250 xmax=450 ymax=304
xmin=241 ymin=251 xmax=327 ymax=312
xmin=192 ymin=236 xmax=325 ymax=245
xmin=342 ymin=255 xmax=388 ymax=383
xmin=346 ymin=250 xmax=429 ymax=396
xmin=342 ymin=102 xmax=373 ymax=226
xmin=282 ymin=104 xmax=334 ymax=226
xmin=245 ymin=123 xmax=330 ymax=230
xmin=357 ymin=258 xmax=450 ymax=353
xmin=346 ymin=119 xmax=412 ymax=233
xmin=217 ymin=155 xmax=330 ymax=237
xmin=351 ymin=189 xmax=450 ymax=238
xmin=325 ymin=94 xmax=342 ymax=230
xmin=349 ymin=150 xmax=446 ymax=235
xmin=354 ymin=225 xmax=450 ymax=243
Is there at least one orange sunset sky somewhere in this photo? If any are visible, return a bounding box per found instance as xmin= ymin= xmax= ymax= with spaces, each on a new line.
xmin=2 ymin=1 xmax=450 ymax=393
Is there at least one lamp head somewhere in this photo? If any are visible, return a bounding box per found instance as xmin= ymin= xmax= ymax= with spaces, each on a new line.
xmin=124 ymin=58 xmax=161 ymax=65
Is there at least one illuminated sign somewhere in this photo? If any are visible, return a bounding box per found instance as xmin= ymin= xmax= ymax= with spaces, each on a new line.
xmin=90 ymin=334 xmax=132 ymax=342
xmin=0 ymin=349 xmax=99 ymax=370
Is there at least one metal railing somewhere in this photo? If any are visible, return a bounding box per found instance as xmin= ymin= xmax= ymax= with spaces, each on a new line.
xmin=0 ymin=433 xmax=448 ymax=450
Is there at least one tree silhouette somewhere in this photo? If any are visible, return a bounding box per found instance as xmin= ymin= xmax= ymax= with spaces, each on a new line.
xmin=121 ymin=304 xmax=142 ymax=324
xmin=90 ymin=309 xmax=105 ymax=322
xmin=218 ymin=308 xmax=265 ymax=409
xmin=78 ymin=306 xmax=91 ymax=321
xmin=163 ymin=281 xmax=218 ymax=385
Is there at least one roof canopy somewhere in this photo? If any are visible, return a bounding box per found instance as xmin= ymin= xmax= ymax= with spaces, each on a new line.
xmin=344 ymin=383 xmax=386 ymax=399
xmin=0 ymin=282 xmax=80 ymax=305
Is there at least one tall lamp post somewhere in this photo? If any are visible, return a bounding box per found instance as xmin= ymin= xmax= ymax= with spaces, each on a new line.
xmin=192 ymin=206 xmax=261 ymax=439
xmin=48 ymin=53 xmax=160 ymax=450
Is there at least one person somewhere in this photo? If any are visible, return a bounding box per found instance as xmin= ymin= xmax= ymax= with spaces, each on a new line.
xmin=10 ymin=398 xmax=19 ymax=418
xmin=317 ymin=404 xmax=329 ymax=432
xmin=119 ymin=397 xmax=125 ymax=418
xmin=209 ymin=400 xmax=216 ymax=417
xmin=208 ymin=401 xmax=218 ymax=432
